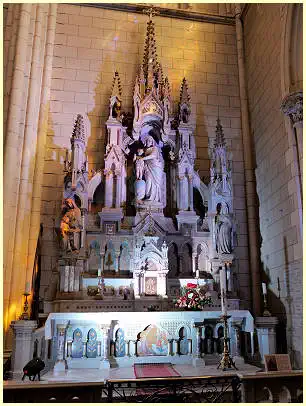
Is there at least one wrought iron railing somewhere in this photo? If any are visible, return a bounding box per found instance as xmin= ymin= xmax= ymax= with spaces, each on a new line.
xmin=3 ymin=371 xmax=303 ymax=403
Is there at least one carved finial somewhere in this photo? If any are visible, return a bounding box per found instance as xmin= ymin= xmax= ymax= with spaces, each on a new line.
xmin=164 ymin=77 xmax=171 ymax=97
xmin=143 ymin=5 xmax=160 ymax=20
xmin=111 ymin=71 xmax=122 ymax=98
xmin=71 ymin=114 xmax=86 ymax=143
xmin=214 ymin=118 xmax=226 ymax=146
xmin=142 ymin=8 xmax=159 ymax=93
xmin=110 ymin=71 xmax=122 ymax=119
xmin=179 ymin=78 xmax=191 ymax=124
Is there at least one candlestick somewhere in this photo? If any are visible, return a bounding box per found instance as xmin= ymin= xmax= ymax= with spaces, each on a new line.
xmin=19 ymin=293 xmax=30 ymax=320
xmin=217 ymin=314 xmax=237 ymax=371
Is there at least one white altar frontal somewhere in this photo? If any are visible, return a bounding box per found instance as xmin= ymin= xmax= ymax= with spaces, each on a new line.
xmin=46 ymin=311 xmax=254 ymax=370
xmin=10 ymin=13 xmax=276 ymax=378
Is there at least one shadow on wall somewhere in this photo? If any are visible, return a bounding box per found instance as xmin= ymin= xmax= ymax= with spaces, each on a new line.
xmin=40 ymin=111 xmax=68 ymax=303
xmin=260 ymin=235 xmax=301 ymax=366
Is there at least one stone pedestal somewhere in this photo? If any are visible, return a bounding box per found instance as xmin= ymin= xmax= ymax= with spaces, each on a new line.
xmin=10 ymin=320 xmax=38 ymax=378
xmin=255 ymin=316 xmax=278 ymax=362
xmin=53 ymin=324 xmax=68 ymax=372
xmin=231 ymin=317 xmax=245 ymax=365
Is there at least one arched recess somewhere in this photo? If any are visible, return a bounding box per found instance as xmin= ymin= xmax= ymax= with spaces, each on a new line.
xmin=281 ymin=4 xmax=303 ymax=96
xmin=168 ymin=242 xmax=179 ymax=277
xmin=181 ymin=243 xmax=192 ymax=277
xmin=278 ymin=386 xmax=291 ymax=403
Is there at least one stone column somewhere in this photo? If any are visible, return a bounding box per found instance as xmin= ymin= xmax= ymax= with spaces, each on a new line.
xmin=67 ymin=341 xmax=72 ymax=358
xmin=4 ymin=4 xmax=32 ymax=283
xmin=192 ymin=254 xmax=197 ymax=275
xmin=68 ymin=265 xmax=75 ymax=293
xmin=82 ymin=341 xmax=87 ymax=358
xmin=280 ymin=91 xmax=303 ymax=237
xmin=104 ymin=171 xmax=113 ymax=208
xmin=53 ymin=324 xmax=67 ymax=372
xmin=192 ymin=325 xmax=205 ymax=366
xmin=9 ymin=4 xmax=50 ymax=325
xmin=188 ymin=174 xmax=194 ymax=211
xmin=10 ymin=320 xmax=37 ymax=378
xmin=99 ymin=326 xmax=110 ymax=369
xmin=179 ymin=255 xmax=184 ymax=276
xmin=173 ymin=339 xmax=179 ymax=356
xmin=129 ymin=340 xmax=136 ymax=357
xmin=188 ymin=339 xmax=192 ymax=355
xmin=124 ymin=340 xmax=129 ymax=357
xmin=64 ymin=265 xmax=69 ymax=293
xmin=134 ymin=272 xmax=140 ymax=298
xmin=167 ymin=339 xmax=173 ymax=356
xmin=235 ymin=4 xmax=261 ymax=316
xmin=231 ymin=319 xmax=245 ymax=365
xmin=226 ymin=263 xmax=233 ymax=292
xmin=4 ymin=4 xmax=58 ymax=351
xmin=80 ymin=208 xmax=87 ymax=248
xmin=115 ymin=174 xmax=121 ymax=208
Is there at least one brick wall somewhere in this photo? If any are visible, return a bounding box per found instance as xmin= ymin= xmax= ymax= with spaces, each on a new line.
xmin=41 ymin=4 xmax=251 ymax=307
xmin=244 ymin=4 xmax=302 ymax=367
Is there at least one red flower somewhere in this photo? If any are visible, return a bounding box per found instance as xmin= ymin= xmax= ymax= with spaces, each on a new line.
xmin=187 ymin=283 xmax=197 ymax=289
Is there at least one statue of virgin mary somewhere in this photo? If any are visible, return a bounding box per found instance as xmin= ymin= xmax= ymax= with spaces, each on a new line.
xmin=134 ymin=130 xmax=164 ymax=204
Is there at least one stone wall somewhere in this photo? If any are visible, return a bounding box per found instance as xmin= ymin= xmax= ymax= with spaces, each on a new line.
xmin=40 ymin=4 xmax=250 ymax=307
xmin=243 ymin=4 xmax=302 ymax=367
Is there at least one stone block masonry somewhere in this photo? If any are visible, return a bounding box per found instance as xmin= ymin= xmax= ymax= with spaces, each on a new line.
xmin=243 ymin=4 xmax=302 ymax=368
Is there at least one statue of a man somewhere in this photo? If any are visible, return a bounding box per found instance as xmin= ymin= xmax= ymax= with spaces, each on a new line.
xmin=60 ymin=198 xmax=82 ymax=252
xmin=134 ymin=134 xmax=164 ymax=203
xmin=215 ymin=202 xmax=232 ymax=254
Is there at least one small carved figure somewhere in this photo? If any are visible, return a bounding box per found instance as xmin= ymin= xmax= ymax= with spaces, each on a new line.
xmin=112 ymin=99 xmax=121 ymax=119
xmin=215 ymin=202 xmax=232 ymax=254
xmin=134 ymin=148 xmax=145 ymax=180
xmin=60 ymin=198 xmax=82 ymax=252
xmin=181 ymin=106 xmax=190 ymax=123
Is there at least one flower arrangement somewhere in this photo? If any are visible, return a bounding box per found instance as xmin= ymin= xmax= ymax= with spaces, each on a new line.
xmin=174 ymin=283 xmax=212 ymax=310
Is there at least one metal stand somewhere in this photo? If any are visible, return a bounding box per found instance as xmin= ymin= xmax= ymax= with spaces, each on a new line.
xmin=217 ymin=314 xmax=238 ymax=371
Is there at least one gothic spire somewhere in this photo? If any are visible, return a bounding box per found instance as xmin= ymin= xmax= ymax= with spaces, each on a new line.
xmin=179 ymin=78 xmax=191 ymax=124
xmin=214 ymin=118 xmax=226 ymax=147
xmin=111 ymin=71 xmax=122 ymax=98
xmin=71 ymin=114 xmax=86 ymax=144
xmin=179 ymin=77 xmax=190 ymax=104
xmin=142 ymin=7 xmax=159 ymax=93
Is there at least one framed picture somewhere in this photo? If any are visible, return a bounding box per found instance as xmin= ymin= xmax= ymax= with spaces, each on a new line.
xmin=264 ymin=354 xmax=292 ymax=372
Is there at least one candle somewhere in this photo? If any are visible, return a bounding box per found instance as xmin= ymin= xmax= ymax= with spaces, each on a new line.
xmin=25 ymin=282 xmax=31 ymax=295
xmin=220 ymin=267 xmax=228 ymax=315
xmin=262 ymin=282 xmax=267 ymax=295
xmin=98 ymin=268 xmax=102 ymax=277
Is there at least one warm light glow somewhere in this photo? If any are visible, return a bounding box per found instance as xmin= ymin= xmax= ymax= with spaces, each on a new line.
xmin=4 ymin=303 xmax=17 ymax=331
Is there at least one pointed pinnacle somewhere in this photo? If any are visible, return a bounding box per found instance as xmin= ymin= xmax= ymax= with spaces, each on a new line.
xmin=111 ymin=71 xmax=122 ymax=97
xmin=72 ymin=114 xmax=86 ymax=142
xmin=215 ymin=118 xmax=226 ymax=146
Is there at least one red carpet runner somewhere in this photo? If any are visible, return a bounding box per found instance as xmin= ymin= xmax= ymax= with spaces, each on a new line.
xmin=134 ymin=363 xmax=180 ymax=378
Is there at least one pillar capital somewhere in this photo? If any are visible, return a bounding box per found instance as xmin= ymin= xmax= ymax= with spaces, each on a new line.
xmin=280 ymin=91 xmax=303 ymax=126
